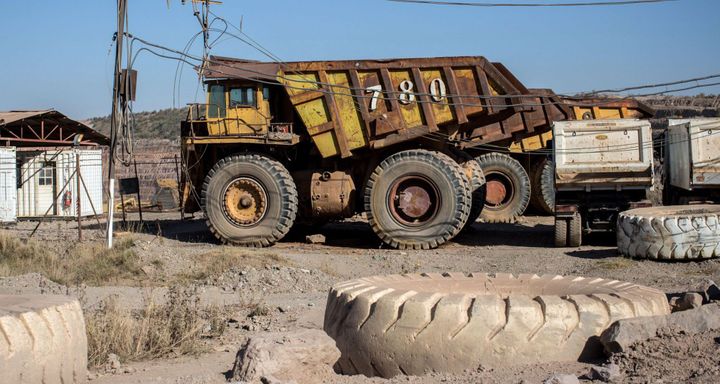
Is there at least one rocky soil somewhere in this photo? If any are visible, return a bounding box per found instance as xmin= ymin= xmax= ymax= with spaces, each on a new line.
xmin=2 ymin=212 xmax=719 ymax=383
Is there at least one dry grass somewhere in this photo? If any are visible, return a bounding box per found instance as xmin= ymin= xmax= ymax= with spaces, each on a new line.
xmin=178 ymin=248 xmax=294 ymax=281
xmin=0 ymin=233 xmax=141 ymax=286
xmin=85 ymin=286 xmax=227 ymax=368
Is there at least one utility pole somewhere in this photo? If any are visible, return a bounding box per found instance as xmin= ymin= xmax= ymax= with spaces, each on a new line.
xmin=107 ymin=0 xmax=128 ymax=249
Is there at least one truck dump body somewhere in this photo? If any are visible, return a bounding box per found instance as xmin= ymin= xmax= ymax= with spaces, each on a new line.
xmin=667 ymin=118 xmax=720 ymax=190
xmin=553 ymin=119 xmax=654 ymax=190
xmin=203 ymin=56 xmax=652 ymax=158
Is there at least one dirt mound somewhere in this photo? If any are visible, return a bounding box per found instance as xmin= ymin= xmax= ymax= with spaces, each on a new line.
xmin=611 ymin=329 xmax=720 ymax=383
xmin=199 ymin=265 xmax=336 ymax=295
xmin=0 ymin=273 xmax=68 ymax=295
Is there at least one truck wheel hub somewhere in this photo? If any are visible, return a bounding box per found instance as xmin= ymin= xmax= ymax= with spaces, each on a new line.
xmin=485 ymin=180 xmax=507 ymax=206
xmin=223 ymin=178 xmax=267 ymax=226
xmin=389 ymin=176 xmax=439 ymax=226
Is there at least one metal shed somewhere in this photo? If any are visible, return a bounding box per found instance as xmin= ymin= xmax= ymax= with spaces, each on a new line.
xmin=0 ymin=110 xmax=109 ymax=222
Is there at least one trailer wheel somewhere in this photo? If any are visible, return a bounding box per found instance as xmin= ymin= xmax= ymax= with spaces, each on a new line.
xmin=325 ymin=273 xmax=669 ymax=378
xmin=554 ymin=217 xmax=567 ymax=247
xmin=365 ymin=150 xmax=471 ymax=250
xmin=202 ymin=154 xmax=298 ymax=247
xmin=618 ymin=205 xmax=720 ymax=260
xmin=568 ymin=212 xmax=582 ymax=247
xmin=530 ymin=159 xmax=555 ymax=215
xmin=476 ymin=153 xmax=530 ymax=223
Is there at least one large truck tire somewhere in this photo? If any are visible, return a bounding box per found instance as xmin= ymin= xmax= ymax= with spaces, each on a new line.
xmin=202 ymin=154 xmax=298 ymax=247
xmin=530 ymin=159 xmax=555 ymax=215
xmin=0 ymin=295 xmax=88 ymax=384
xmin=475 ymin=153 xmax=531 ymax=223
xmin=365 ymin=150 xmax=471 ymax=250
xmin=324 ymin=273 xmax=669 ymax=378
xmin=618 ymin=205 xmax=720 ymax=260
xmin=459 ymin=158 xmax=486 ymax=231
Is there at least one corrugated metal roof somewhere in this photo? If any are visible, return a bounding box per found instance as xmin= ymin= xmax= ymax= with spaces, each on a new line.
xmin=0 ymin=109 xmax=109 ymax=146
xmin=0 ymin=110 xmax=57 ymax=125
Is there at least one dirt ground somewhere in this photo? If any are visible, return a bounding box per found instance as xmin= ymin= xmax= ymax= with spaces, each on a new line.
xmin=2 ymin=212 xmax=719 ymax=383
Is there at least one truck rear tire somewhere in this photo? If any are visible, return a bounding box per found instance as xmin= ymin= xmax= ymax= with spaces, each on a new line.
xmin=530 ymin=159 xmax=555 ymax=215
xmin=202 ymin=154 xmax=298 ymax=247
xmin=476 ymin=153 xmax=530 ymax=223
xmin=365 ymin=150 xmax=471 ymax=250
xmin=324 ymin=273 xmax=669 ymax=377
xmin=459 ymin=158 xmax=486 ymax=231
xmin=618 ymin=205 xmax=720 ymax=260
xmin=1 ymin=295 xmax=88 ymax=384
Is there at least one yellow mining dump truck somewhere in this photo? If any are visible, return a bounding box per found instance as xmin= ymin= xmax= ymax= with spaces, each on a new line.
xmin=181 ymin=55 xmax=652 ymax=249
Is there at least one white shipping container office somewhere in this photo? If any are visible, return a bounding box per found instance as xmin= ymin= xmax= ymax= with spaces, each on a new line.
xmin=16 ymin=148 xmax=104 ymax=218
xmin=0 ymin=147 xmax=17 ymax=222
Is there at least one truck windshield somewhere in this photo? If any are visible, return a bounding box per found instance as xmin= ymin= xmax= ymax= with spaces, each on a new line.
xmin=230 ymin=87 xmax=256 ymax=108
xmin=208 ymin=85 xmax=226 ymax=118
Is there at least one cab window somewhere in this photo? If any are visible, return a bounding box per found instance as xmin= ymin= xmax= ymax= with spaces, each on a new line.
xmin=208 ymin=84 xmax=226 ymax=118
xmin=230 ymin=87 xmax=256 ymax=108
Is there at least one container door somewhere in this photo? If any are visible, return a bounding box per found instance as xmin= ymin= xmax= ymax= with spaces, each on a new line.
xmin=0 ymin=147 xmax=17 ymax=222
xmin=36 ymin=160 xmax=57 ymax=216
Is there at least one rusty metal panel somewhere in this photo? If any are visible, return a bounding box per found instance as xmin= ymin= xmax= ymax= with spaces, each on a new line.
xmin=554 ymin=119 xmax=654 ymax=190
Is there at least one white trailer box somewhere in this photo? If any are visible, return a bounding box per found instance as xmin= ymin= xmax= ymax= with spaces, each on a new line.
xmin=553 ymin=119 xmax=654 ymax=190
xmin=667 ymin=118 xmax=720 ymax=190
xmin=0 ymin=147 xmax=17 ymax=222
xmin=17 ymin=148 xmax=104 ymax=218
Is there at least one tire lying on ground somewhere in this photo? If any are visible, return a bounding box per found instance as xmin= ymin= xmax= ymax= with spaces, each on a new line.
xmin=364 ymin=150 xmax=471 ymax=250
xmin=618 ymin=205 xmax=720 ymax=260
xmin=324 ymin=273 xmax=669 ymax=378
xmin=475 ymin=153 xmax=531 ymax=223
xmin=0 ymin=295 xmax=88 ymax=384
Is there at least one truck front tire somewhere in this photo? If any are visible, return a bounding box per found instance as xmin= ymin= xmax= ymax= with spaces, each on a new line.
xmin=365 ymin=150 xmax=471 ymax=250
xmin=202 ymin=154 xmax=298 ymax=247
xmin=476 ymin=153 xmax=531 ymax=223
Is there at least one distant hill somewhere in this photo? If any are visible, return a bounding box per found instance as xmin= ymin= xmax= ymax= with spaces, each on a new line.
xmin=83 ymin=95 xmax=718 ymax=140
xmin=84 ymin=108 xmax=186 ymax=141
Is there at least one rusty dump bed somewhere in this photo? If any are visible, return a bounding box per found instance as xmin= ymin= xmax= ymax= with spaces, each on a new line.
xmin=204 ymin=56 xmax=653 ymax=158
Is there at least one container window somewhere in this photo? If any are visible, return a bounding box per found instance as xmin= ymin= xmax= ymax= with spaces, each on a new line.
xmin=38 ymin=162 xmax=54 ymax=186
xmin=230 ymin=87 xmax=256 ymax=108
xmin=208 ymin=85 xmax=226 ymax=118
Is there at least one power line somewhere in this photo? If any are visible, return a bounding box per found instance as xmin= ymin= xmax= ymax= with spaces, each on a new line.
xmin=388 ymin=0 xmax=678 ymax=7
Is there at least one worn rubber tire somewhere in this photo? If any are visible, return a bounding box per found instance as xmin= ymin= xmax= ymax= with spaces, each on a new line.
xmin=530 ymin=159 xmax=555 ymax=215
xmin=324 ymin=273 xmax=669 ymax=378
xmin=364 ymin=150 xmax=471 ymax=250
xmin=568 ymin=212 xmax=583 ymax=247
xmin=618 ymin=205 xmax=720 ymax=260
xmin=0 ymin=295 xmax=88 ymax=384
xmin=554 ymin=217 xmax=568 ymax=247
xmin=475 ymin=153 xmax=531 ymax=223
xmin=460 ymin=158 xmax=486 ymax=232
xmin=202 ymin=154 xmax=298 ymax=247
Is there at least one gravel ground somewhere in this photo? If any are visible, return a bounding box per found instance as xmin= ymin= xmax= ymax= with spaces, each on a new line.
xmin=2 ymin=212 xmax=719 ymax=383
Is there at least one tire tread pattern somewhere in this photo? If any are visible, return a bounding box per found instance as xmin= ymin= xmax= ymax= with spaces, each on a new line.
xmin=201 ymin=154 xmax=298 ymax=247
xmin=618 ymin=205 xmax=720 ymax=260
xmin=324 ymin=273 xmax=668 ymax=378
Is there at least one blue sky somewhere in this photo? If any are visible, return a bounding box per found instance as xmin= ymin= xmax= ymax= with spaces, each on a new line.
xmin=0 ymin=0 xmax=718 ymax=120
